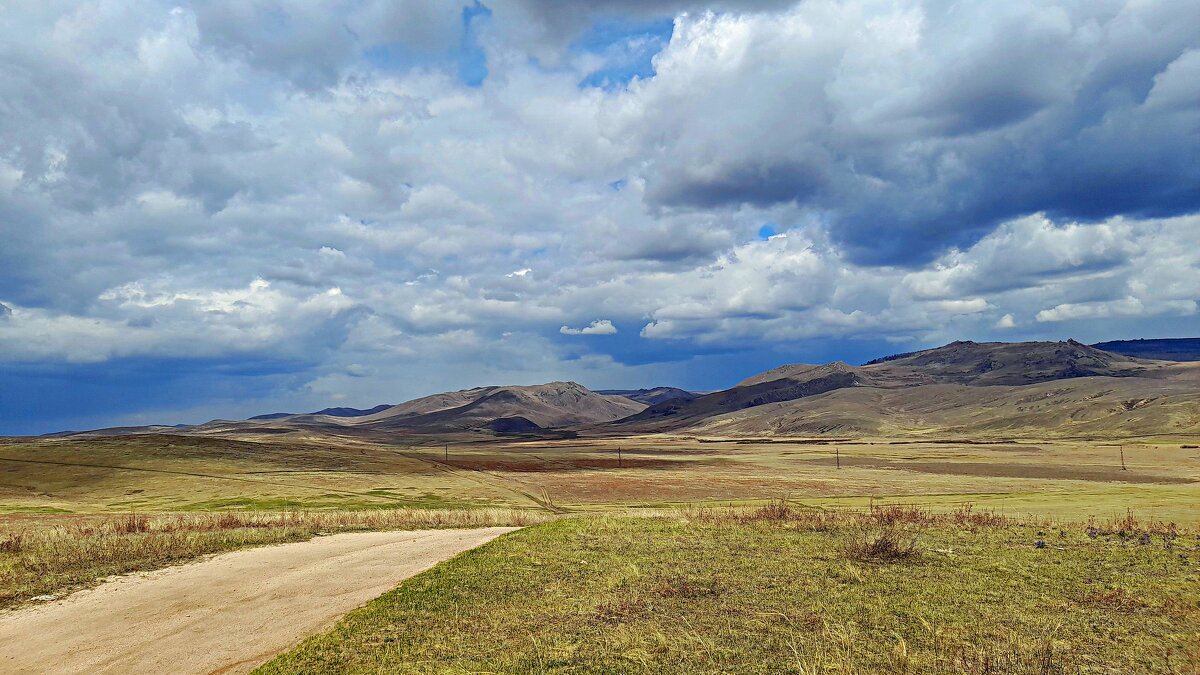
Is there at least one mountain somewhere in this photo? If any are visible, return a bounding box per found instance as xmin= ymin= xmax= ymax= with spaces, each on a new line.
xmin=1092 ymin=338 xmax=1200 ymax=362
xmin=614 ymin=340 xmax=1197 ymax=437
xmin=50 ymin=339 xmax=1200 ymax=441
xmin=864 ymin=339 xmax=1161 ymax=385
xmin=352 ymin=382 xmax=645 ymax=434
xmin=248 ymin=413 xmax=295 ymax=420
xmin=248 ymin=404 xmax=393 ymax=421
xmin=617 ymin=362 xmax=867 ymax=431
xmin=596 ymin=387 xmax=701 ymax=405
xmin=312 ymin=405 xmax=393 ymax=417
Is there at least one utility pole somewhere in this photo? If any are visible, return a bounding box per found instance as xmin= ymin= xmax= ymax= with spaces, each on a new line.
xmin=444 ymin=445 xmax=448 ymax=462
xmin=618 ymin=446 xmax=623 ymax=468
xmin=1120 ymin=445 xmax=1127 ymax=471
xmin=836 ymin=446 xmax=841 ymax=469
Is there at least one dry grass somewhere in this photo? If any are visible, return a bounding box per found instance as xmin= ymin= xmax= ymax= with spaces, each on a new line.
xmin=261 ymin=511 xmax=1200 ymax=674
xmin=0 ymin=508 xmax=549 ymax=608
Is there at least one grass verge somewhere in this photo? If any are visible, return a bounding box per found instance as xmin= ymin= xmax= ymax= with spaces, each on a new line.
xmin=0 ymin=508 xmax=549 ymax=609
xmin=259 ymin=504 xmax=1200 ymax=674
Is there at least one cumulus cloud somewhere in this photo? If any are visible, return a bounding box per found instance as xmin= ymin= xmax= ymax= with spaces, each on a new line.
xmin=1 ymin=0 xmax=1199 ymax=432
xmin=561 ymin=319 xmax=618 ymax=335
xmin=613 ymin=1 xmax=1200 ymax=262
xmin=0 ymin=280 xmax=357 ymax=363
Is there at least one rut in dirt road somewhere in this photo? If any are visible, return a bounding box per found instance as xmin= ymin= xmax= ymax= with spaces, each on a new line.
xmin=0 ymin=527 xmax=517 ymax=675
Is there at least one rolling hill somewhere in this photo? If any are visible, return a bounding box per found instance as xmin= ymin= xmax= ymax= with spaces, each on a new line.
xmin=249 ymin=404 xmax=393 ymax=421
xmin=51 ymin=339 xmax=1200 ymax=441
xmin=356 ymin=382 xmax=645 ymax=433
xmin=612 ymin=340 xmax=1200 ymax=438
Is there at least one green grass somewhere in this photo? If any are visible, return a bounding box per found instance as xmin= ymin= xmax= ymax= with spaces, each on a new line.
xmin=259 ymin=507 xmax=1200 ymax=674
xmin=0 ymin=508 xmax=550 ymax=609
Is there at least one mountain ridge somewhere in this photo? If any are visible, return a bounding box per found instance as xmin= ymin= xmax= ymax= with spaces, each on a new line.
xmin=41 ymin=338 xmax=1200 ymax=441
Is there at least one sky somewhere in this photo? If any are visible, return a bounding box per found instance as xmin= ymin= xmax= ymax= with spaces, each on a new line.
xmin=1 ymin=0 xmax=1199 ymax=434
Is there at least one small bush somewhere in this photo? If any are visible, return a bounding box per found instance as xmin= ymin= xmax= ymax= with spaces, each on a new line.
xmin=842 ymin=526 xmax=921 ymax=563
xmin=114 ymin=513 xmax=149 ymax=534
xmin=868 ymin=504 xmax=935 ymax=527
xmin=0 ymin=532 xmax=24 ymax=553
xmin=951 ymin=503 xmax=1009 ymax=527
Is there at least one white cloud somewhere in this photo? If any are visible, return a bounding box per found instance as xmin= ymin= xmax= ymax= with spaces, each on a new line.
xmin=2 ymin=0 xmax=1199 ymax=432
xmin=560 ymin=319 xmax=618 ymax=335
xmin=1036 ymin=298 xmax=1198 ymax=323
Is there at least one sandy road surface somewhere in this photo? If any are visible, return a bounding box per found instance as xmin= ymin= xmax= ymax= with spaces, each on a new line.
xmin=0 ymin=527 xmax=516 ymax=674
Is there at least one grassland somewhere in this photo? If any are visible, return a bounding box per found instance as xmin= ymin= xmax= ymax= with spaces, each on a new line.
xmin=0 ymin=434 xmax=534 ymax=512
xmin=259 ymin=505 xmax=1200 ymax=674
xmin=3 ymin=434 xmax=1198 ymax=525
xmin=2 ymin=430 xmax=1199 ymax=672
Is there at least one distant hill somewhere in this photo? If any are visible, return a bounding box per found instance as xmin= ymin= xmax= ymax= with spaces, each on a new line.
xmin=359 ymin=382 xmax=644 ymax=433
xmin=1093 ymin=338 xmax=1200 ymax=362
xmin=596 ymin=387 xmax=700 ymax=405
xmin=312 ymin=405 xmax=394 ymax=417
xmin=615 ymin=340 xmax=1193 ymax=436
xmin=56 ymin=339 xmax=1200 ymax=442
xmin=249 ymin=404 xmax=393 ymax=421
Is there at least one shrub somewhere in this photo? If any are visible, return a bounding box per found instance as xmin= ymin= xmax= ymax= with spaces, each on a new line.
xmin=842 ymin=526 xmax=921 ymax=563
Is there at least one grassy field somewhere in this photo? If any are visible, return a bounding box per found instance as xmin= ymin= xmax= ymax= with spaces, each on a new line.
xmin=0 ymin=508 xmax=548 ymax=609
xmin=2 ymin=432 xmax=1199 ymax=672
xmin=260 ymin=506 xmax=1200 ymax=674
xmin=2 ymin=434 xmax=1198 ymax=525
xmin=0 ymin=435 xmax=536 ymax=512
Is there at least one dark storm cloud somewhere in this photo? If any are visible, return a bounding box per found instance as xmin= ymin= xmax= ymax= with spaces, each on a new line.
xmin=634 ymin=0 xmax=1200 ymax=264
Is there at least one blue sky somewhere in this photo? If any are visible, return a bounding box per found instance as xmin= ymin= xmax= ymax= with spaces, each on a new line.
xmin=1 ymin=0 xmax=1199 ymax=434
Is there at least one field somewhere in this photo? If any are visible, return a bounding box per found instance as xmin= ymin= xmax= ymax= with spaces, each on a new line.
xmin=260 ymin=507 xmax=1200 ymax=673
xmin=2 ymin=433 xmax=1198 ymax=524
xmin=2 ymin=431 xmax=1199 ymax=672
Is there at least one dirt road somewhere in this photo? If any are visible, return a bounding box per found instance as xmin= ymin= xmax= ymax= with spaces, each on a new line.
xmin=0 ymin=527 xmax=516 ymax=674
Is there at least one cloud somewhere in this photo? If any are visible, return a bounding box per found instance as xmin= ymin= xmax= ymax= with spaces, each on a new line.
xmin=191 ymin=1 xmax=471 ymax=89
xmin=2 ymin=1 xmax=1199 ymax=433
xmin=0 ymin=280 xmax=358 ymax=363
xmin=561 ymin=319 xmax=618 ymax=335
xmin=1036 ymin=298 xmax=1199 ymax=324
xmin=613 ymin=1 xmax=1200 ymax=262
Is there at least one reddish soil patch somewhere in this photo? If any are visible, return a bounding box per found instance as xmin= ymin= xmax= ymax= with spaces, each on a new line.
xmin=798 ymin=457 xmax=1192 ymax=484
xmin=442 ymin=456 xmax=728 ymax=473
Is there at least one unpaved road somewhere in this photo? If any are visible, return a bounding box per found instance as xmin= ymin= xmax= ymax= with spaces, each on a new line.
xmin=0 ymin=527 xmax=516 ymax=674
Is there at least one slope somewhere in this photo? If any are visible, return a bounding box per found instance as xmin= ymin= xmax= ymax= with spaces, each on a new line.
xmin=613 ymin=340 xmax=1195 ymax=436
xmin=360 ymin=382 xmax=645 ymax=433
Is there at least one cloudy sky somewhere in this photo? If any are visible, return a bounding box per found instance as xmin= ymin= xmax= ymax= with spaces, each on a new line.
xmin=2 ymin=0 xmax=1199 ymax=434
